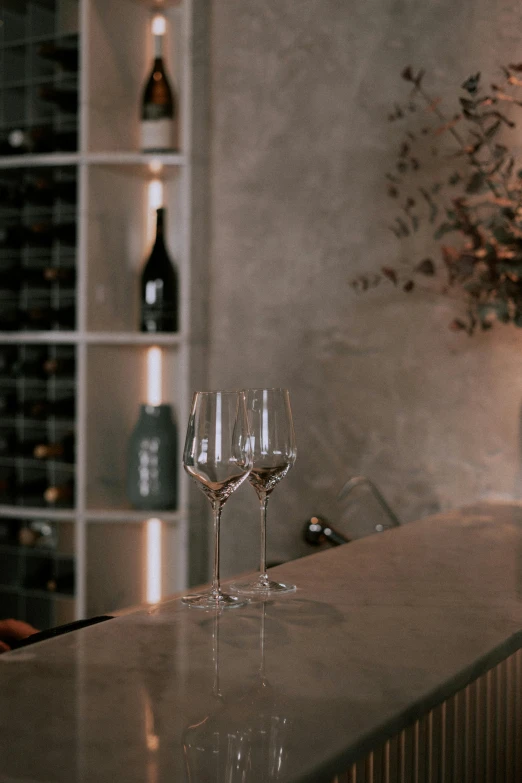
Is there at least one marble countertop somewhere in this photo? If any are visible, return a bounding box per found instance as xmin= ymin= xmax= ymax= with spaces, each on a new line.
xmin=3 ymin=502 xmax=522 ymax=783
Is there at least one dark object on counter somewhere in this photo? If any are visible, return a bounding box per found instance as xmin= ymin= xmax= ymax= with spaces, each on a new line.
xmin=303 ymin=516 xmax=350 ymax=547
xmin=8 ymin=615 xmax=114 ymax=650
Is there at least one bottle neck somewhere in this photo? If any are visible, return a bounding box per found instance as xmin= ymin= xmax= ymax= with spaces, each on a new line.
xmin=154 ymin=212 xmax=166 ymax=248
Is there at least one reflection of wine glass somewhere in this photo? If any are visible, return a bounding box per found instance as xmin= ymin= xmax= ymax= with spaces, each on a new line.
xmin=182 ymin=603 xmax=290 ymax=782
xmin=231 ymin=388 xmax=296 ymax=596
xmin=182 ymin=390 xmax=253 ymax=609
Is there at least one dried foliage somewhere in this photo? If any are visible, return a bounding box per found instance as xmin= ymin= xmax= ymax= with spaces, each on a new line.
xmin=352 ymin=65 xmax=522 ymax=333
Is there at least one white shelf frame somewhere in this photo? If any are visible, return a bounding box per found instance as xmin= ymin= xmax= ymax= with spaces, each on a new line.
xmin=0 ymin=0 xmax=208 ymax=619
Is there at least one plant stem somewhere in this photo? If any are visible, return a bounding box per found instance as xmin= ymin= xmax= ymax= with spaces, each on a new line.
xmin=417 ymin=85 xmax=502 ymax=199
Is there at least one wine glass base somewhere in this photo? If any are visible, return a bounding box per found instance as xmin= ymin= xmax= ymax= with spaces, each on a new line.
xmin=229 ymin=579 xmax=296 ymax=597
xmin=181 ymin=591 xmax=248 ymax=610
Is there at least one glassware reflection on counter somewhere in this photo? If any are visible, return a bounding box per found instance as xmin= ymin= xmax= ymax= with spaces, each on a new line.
xmin=231 ymin=388 xmax=297 ymax=596
xmin=182 ymin=603 xmax=291 ymax=782
xmin=182 ymin=390 xmax=252 ymax=609
xmin=126 ymin=403 xmax=178 ymax=510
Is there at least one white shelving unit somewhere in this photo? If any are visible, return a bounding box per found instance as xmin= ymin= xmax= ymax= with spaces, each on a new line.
xmin=0 ymin=0 xmax=209 ymax=625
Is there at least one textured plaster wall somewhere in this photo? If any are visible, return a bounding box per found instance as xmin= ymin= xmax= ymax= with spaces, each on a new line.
xmin=206 ymin=0 xmax=522 ymax=576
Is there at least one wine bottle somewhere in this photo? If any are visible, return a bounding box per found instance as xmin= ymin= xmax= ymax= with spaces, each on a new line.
xmin=140 ymin=207 xmax=178 ymax=332
xmin=12 ymin=353 xmax=75 ymax=379
xmin=0 ymin=126 xmax=56 ymax=156
xmin=44 ymin=479 xmax=74 ymax=505
xmin=32 ymin=432 xmax=75 ymax=462
xmin=1 ymin=222 xmax=76 ymax=249
xmin=20 ymin=305 xmax=76 ymax=331
xmin=39 ymin=86 xmax=78 ymax=113
xmin=38 ymin=43 xmax=79 ymax=72
xmin=23 ymin=178 xmax=77 ymax=206
xmin=46 ymin=568 xmax=75 ymax=595
xmin=22 ymin=397 xmax=76 ymax=420
xmin=11 ymin=350 xmax=50 ymax=378
xmin=140 ymin=18 xmax=177 ymax=152
xmin=302 ymin=516 xmax=350 ymax=547
xmin=22 ymin=266 xmax=76 ymax=286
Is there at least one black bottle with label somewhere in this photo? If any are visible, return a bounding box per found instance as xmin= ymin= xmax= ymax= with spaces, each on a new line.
xmin=140 ymin=207 xmax=178 ymax=333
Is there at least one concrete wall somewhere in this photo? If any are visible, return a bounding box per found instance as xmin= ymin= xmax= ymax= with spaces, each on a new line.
xmin=206 ymin=0 xmax=522 ymax=576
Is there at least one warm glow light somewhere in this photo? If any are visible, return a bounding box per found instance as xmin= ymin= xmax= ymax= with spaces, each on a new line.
xmin=146 ymin=518 xmax=162 ymax=604
xmin=148 ymin=179 xmax=164 ymax=210
xmin=149 ymin=159 xmax=163 ymax=175
xmin=152 ymin=14 xmax=166 ymax=36
xmin=146 ymin=346 xmax=162 ymax=406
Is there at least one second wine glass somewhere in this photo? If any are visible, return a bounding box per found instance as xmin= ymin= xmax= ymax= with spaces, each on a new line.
xmin=231 ymin=388 xmax=297 ymax=596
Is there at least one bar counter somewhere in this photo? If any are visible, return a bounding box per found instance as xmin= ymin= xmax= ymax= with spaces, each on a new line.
xmin=2 ymin=502 xmax=522 ymax=782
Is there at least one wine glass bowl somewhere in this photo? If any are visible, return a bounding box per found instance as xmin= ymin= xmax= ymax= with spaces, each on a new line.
xmin=231 ymin=388 xmax=297 ymax=596
xmin=182 ymin=390 xmax=253 ymax=609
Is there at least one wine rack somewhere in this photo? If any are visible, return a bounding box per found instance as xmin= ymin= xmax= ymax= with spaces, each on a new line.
xmin=0 ymin=0 xmax=209 ymax=629
xmin=0 ymin=516 xmax=75 ymax=629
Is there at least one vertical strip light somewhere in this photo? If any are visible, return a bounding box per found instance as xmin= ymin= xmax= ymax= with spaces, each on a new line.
xmin=146 ymin=518 xmax=162 ymax=605
xmin=146 ymin=346 xmax=162 ymax=407
xmin=145 ymin=174 xmax=165 ymax=605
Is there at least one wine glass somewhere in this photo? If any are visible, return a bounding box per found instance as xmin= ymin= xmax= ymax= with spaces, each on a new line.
xmin=231 ymin=388 xmax=296 ymax=596
xmin=182 ymin=390 xmax=253 ymax=609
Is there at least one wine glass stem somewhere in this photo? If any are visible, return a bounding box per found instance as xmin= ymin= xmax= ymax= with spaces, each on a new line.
xmin=259 ymin=494 xmax=269 ymax=586
xmin=211 ymin=500 xmax=222 ymax=598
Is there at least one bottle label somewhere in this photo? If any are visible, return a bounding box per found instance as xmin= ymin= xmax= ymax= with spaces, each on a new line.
xmin=141 ymin=119 xmax=173 ymax=151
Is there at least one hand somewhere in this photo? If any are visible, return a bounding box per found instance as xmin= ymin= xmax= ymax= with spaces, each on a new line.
xmin=0 ymin=618 xmax=39 ymax=653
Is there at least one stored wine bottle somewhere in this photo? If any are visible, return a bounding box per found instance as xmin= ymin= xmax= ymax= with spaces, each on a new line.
xmin=38 ymin=43 xmax=79 ymax=72
xmin=23 ymin=266 xmax=76 ymax=286
xmin=14 ymin=355 xmax=76 ymax=379
xmin=140 ymin=18 xmax=177 ymax=152
xmin=24 ymin=178 xmax=77 ymax=206
xmin=302 ymin=516 xmax=350 ymax=547
xmin=21 ymin=305 xmax=76 ymax=330
xmin=46 ymin=568 xmax=75 ymax=594
xmin=0 ymin=126 xmax=56 ymax=156
xmin=39 ymin=86 xmax=78 ymax=113
xmin=33 ymin=432 xmax=75 ymax=462
xmin=44 ymin=479 xmax=74 ymax=505
xmin=1 ymin=222 xmax=76 ymax=249
xmin=22 ymin=397 xmax=76 ymax=420
xmin=140 ymin=208 xmax=178 ymax=332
